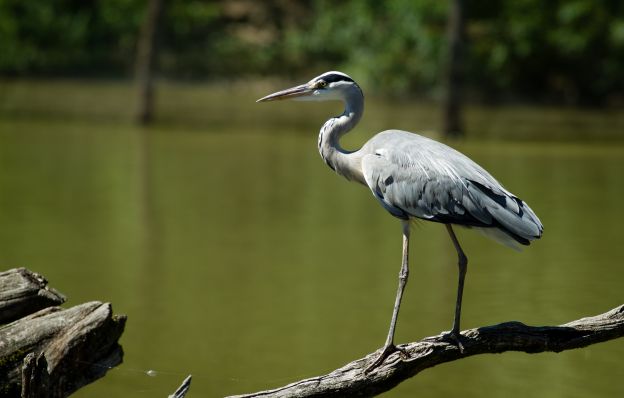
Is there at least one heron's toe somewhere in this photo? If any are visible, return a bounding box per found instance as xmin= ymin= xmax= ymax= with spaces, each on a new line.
xmin=364 ymin=344 xmax=410 ymax=374
xmin=442 ymin=330 xmax=465 ymax=353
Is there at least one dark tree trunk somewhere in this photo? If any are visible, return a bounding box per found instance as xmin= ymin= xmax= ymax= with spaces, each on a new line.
xmin=136 ymin=0 xmax=164 ymax=125
xmin=443 ymin=0 xmax=466 ymax=138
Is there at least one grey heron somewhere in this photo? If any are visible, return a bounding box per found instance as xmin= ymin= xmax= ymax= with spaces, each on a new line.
xmin=257 ymin=71 xmax=543 ymax=372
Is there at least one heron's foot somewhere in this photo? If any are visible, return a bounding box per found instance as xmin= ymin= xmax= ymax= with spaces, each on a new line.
xmin=442 ymin=329 xmax=465 ymax=353
xmin=364 ymin=343 xmax=410 ymax=374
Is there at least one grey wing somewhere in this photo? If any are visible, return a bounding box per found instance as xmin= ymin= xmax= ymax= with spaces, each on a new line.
xmin=361 ymin=132 xmax=543 ymax=245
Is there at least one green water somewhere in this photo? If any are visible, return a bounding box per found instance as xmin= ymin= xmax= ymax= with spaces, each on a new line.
xmin=0 ymin=84 xmax=623 ymax=397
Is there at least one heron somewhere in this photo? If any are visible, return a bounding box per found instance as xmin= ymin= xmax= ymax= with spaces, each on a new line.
xmin=257 ymin=71 xmax=543 ymax=372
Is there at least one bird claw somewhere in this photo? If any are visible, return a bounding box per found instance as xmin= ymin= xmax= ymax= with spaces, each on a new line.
xmin=442 ymin=330 xmax=465 ymax=353
xmin=364 ymin=344 xmax=410 ymax=374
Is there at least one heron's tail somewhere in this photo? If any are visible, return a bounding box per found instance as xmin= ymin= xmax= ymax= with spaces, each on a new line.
xmin=465 ymin=180 xmax=543 ymax=250
xmin=474 ymin=227 xmax=524 ymax=251
xmin=480 ymin=199 xmax=543 ymax=251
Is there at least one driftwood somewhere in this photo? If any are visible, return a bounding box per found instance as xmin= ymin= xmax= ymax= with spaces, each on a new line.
xmin=0 ymin=268 xmax=65 ymax=324
xmin=0 ymin=268 xmax=126 ymax=397
xmin=229 ymin=304 xmax=624 ymax=398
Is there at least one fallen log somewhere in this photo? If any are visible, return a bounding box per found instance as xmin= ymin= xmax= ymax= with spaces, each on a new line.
xmin=228 ymin=304 xmax=624 ymax=398
xmin=0 ymin=268 xmax=126 ymax=397
xmin=0 ymin=268 xmax=65 ymax=324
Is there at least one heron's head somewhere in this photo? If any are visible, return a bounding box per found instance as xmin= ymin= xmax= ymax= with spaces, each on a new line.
xmin=257 ymin=71 xmax=361 ymax=103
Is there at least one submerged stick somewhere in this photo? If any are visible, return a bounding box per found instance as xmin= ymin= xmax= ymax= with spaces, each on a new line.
xmin=169 ymin=375 xmax=192 ymax=398
xmin=228 ymin=304 xmax=624 ymax=398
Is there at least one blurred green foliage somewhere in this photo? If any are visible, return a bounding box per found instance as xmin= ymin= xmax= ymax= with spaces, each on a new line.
xmin=0 ymin=0 xmax=622 ymax=103
xmin=0 ymin=0 xmax=144 ymax=76
xmin=466 ymin=0 xmax=624 ymax=104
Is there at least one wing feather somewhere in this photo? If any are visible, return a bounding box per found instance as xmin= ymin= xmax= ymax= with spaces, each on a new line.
xmin=361 ymin=131 xmax=543 ymax=246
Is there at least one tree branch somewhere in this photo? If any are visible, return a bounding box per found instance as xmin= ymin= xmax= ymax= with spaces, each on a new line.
xmin=228 ymin=304 xmax=624 ymax=398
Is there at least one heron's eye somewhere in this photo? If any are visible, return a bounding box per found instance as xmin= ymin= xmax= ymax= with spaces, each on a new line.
xmin=317 ymin=80 xmax=327 ymax=88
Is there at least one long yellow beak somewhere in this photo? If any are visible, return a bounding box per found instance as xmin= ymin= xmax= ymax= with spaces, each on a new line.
xmin=256 ymin=84 xmax=312 ymax=102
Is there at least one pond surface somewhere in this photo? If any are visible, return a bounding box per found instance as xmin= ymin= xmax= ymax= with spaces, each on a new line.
xmin=0 ymin=85 xmax=623 ymax=397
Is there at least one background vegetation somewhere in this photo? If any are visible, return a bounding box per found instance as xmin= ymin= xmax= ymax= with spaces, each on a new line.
xmin=1 ymin=0 xmax=623 ymax=105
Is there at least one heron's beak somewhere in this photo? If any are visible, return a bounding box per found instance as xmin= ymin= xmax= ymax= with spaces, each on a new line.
xmin=256 ymin=84 xmax=312 ymax=102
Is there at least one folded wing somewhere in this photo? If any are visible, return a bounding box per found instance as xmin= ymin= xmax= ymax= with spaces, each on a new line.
xmin=361 ymin=131 xmax=543 ymax=247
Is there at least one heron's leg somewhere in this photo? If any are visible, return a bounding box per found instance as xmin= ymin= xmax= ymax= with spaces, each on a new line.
xmin=445 ymin=224 xmax=467 ymax=350
xmin=366 ymin=220 xmax=411 ymax=373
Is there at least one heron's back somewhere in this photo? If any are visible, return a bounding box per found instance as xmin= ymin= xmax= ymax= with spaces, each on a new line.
xmin=360 ymin=130 xmax=543 ymax=248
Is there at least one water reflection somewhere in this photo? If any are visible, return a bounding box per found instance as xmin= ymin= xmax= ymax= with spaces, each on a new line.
xmin=0 ymin=117 xmax=622 ymax=397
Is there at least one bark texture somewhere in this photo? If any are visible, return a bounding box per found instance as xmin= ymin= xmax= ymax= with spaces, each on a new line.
xmin=0 ymin=268 xmax=126 ymax=397
xmin=0 ymin=268 xmax=65 ymax=324
xmin=228 ymin=304 xmax=624 ymax=398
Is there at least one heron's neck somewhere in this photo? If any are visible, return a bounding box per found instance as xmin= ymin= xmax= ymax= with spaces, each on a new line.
xmin=318 ymin=89 xmax=365 ymax=183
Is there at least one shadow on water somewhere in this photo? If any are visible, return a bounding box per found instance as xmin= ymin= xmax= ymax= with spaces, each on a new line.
xmin=0 ymin=82 xmax=622 ymax=397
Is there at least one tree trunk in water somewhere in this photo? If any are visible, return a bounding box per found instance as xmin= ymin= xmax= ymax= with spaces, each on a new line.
xmin=136 ymin=0 xmax=164 ymax=125
xmin=443 ymin=0 xmax=466 ymax=138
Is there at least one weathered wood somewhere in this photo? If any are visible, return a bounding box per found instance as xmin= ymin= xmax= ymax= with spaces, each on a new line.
xmin=229 ymin=304 xmax=624 ymax=398
xmin=1 ymin=301 xmax=126 ymax=397
xmin=42 ymin=302 xmax=125 ymax=397
xmin=0 ymin=268 xmax=65 ymax=324
xmin=0 ymin=267 xmax=126 ymax=398
xmin=21 ymin=353 xmax=50 ymax=398
xmin=169 ymin=375 xmax=192 ymax=398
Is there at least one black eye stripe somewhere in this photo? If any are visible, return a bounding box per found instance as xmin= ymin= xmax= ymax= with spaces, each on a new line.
xmin=319 ymin=73 xmax=354 ymax=84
